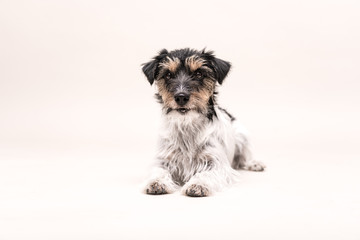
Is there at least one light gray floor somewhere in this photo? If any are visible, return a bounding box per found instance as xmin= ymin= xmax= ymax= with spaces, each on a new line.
xmin=1 ymin=141 xmax=359 ymax=239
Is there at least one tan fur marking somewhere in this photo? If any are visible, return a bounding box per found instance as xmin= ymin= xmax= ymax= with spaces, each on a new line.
xmin=159 ymin=57 xmax=180 ymax=73
xmin=187 ymin=78 xmax=215 ymax=113
xmin=156 ymin=79 xmax=177 ymax=108
xmin=185 ymin=55 xmax=206 ymax=72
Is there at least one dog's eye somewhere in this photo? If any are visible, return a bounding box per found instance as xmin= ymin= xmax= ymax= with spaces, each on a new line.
xmin=165 ymin=72 xmax=172 ymax=80
xmin=195 ymin=71 xmax=203 ymax=80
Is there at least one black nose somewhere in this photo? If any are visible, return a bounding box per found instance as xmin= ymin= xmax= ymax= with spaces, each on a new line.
xmin=174 ymin=93 xmax=190 ymax=106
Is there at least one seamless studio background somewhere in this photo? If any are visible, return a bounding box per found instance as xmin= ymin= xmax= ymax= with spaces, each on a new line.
xmin=0 ymin=0 xmax=359 ymax=239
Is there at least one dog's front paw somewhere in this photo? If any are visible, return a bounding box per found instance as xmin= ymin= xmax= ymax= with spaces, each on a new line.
xmin=145 ymin=181 xmax=168 ymax=195
xmin=185 ymin=184 xmax=209 ymax=197
xmin=245 ymin=161 xmax=266 ymax=171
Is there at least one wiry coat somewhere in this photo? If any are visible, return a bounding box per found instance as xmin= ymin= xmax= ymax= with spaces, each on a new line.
xmin=142 ymin=48 xmax=265 ymax=197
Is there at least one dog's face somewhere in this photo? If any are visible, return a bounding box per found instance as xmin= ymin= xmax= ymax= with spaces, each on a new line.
xmin=142 ymin=48 xmax=231 ymax=115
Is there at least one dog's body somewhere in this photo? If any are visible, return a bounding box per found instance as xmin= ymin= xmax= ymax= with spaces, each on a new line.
xmin=142 ymin=48 xmax=265 ymax=197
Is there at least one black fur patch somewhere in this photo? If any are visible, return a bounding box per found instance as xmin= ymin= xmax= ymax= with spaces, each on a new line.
xmin=218 ymin=107 xmax=236 ymax=121
xmin=155 ymin=93 xmax=163 ymax=104
xmin=142 ymin=49 xmax=169 ymax=85
xmin=166 ymin=108 xmax=173 ymax=114
xmin=142 ymin=48 xmax=231 ymax=85
xmin=206 ymin=97 xmax=217 ymax=121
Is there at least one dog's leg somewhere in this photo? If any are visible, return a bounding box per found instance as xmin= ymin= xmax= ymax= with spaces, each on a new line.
xmin=182 ymin=166 xmax=237 ymax=197
xmin=232 ymin=122 xmax=266 ymax=172
xmin=144 ymin=166 xmax=178 ymax=195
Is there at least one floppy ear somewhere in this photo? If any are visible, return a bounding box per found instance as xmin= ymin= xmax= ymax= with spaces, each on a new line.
xmin=142 ymin=49 xmax=168 ymax=85
xmin=142 ymin=60 xmax=158 ymax=85
xmin=211 ymin=57 xmax=231 ymax=84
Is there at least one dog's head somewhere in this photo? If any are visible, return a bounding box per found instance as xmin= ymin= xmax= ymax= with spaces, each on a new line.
xmin=142 ymin=48 xmax=231 ymax=116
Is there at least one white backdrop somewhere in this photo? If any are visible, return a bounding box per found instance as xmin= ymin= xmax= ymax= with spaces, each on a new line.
xmin=1 ymin=0 xmax=359 ymax=239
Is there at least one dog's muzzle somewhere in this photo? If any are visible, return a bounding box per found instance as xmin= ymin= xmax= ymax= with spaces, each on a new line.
xmin=174 ymin=92 xmax=189 ymax=106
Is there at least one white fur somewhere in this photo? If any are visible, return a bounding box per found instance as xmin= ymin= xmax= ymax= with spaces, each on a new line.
xmin=144 ymin=107 xmax=265 ymax=197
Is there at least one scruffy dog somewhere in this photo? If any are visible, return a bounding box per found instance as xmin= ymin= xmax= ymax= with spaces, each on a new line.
xmin=142 ymin=48 xmax=265 ymax=197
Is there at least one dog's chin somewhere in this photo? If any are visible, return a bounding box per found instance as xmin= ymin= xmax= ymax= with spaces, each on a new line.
xmin=166 ymin=107 xmax=198 ymax=116
xmin=176 ymin=108 xmax=191 ymax=114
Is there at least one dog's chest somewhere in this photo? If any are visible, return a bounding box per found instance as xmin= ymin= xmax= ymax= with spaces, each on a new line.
xmin=161 ymin=139 xmax=208 ymax=185
xmin=161 ymin=125 xmax=206 ymax=162
xmin=158 ymin=119 xmax=212 ymax=184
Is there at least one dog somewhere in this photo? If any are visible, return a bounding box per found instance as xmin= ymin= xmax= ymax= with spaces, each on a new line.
xmin=142 ymin=48 xmax=265 ymax=197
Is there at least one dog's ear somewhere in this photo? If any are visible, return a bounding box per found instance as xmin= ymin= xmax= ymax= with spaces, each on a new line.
xmin=201 ymin=49 xmax=231 ymax=84
xmin=142 ymin=49 xmax=168 ymax=85
xmin=211 ymin=57 xmax=231 ymax=85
